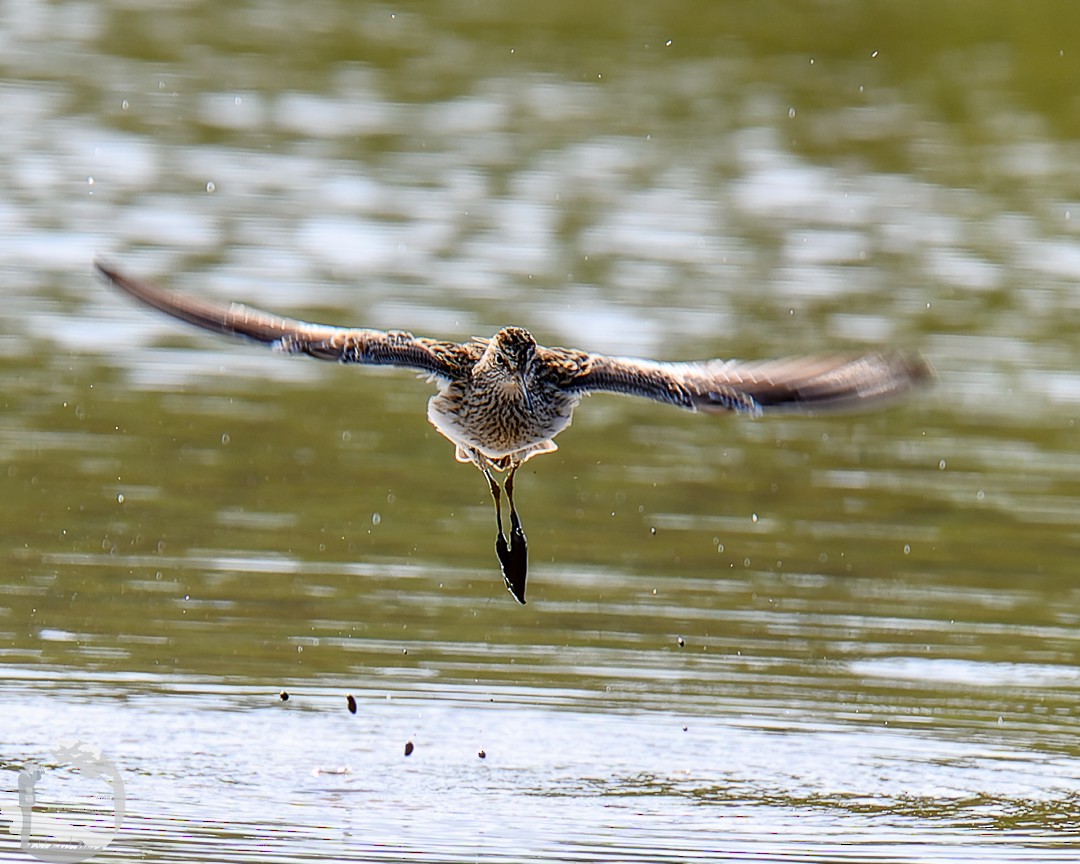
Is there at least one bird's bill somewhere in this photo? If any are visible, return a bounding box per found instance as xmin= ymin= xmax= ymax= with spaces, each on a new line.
xmin=518 ymin=373 xmax=534 ymax=412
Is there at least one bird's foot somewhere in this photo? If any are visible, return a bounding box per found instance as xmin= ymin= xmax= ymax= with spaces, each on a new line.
xmin=497 ymin=506 xmax=528 ymax=604
xmin=484 ymin=463 xmax=528 ymax=604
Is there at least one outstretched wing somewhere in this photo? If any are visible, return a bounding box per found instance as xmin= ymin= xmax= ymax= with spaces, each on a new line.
xmin=549 ymin=348 xmax=932 ymax=416
xmin=96 ymin=261 xmax=469 ymax=381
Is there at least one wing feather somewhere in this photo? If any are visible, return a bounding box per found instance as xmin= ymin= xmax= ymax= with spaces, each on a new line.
xmin=552 ymin=349 xmax=931 ymax=415
xmin=96 ymin=261 xmax=468 ymax=380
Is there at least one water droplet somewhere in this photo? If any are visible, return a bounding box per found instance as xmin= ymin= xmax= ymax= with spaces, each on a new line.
xmin=205 ymin=180 xmax=216 ymax=193
xmin=788 ymin=107 xmax=796 ymax=119
xmin=903 ymin=544 xmax=911 ymax=555
xmin=221 ymin=433 xmax=231 ymax=445
xmin=751 ymin=513 xmax=758 ymax=523
xmin=371 ymin=512 xmax=382 ymax=526
xmin=116 ymin=493 xmax=125 ymax=504
xmin=938 ymin=459 xmax=946 ymax=470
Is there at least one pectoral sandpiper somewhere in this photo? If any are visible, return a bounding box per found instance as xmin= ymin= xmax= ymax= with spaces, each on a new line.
xmin=97 ymin=261 xmax=931 ymax=604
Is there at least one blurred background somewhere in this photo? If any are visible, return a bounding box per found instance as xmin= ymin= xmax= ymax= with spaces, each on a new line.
xmin=1 ymin=1 xmax=1079 ymax=861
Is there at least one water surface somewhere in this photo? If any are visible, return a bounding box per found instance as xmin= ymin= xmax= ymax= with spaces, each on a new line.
xmin=1 ymin=1 xmax=1079 ymax=861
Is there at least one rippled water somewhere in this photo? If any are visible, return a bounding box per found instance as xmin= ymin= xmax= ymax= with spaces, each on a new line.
xmin=2 ymin=1 xmax=1079 ymax=862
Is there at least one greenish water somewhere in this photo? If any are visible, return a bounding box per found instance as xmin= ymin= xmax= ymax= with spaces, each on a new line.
xmin=2 ymin=1 xmax=1080 ymax=861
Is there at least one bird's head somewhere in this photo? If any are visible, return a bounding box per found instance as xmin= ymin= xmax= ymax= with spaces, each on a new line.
xmin=476 ymin=327 xmax=539 ymax=402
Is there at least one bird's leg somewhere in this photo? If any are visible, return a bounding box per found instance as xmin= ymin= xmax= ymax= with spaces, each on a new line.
xmin=484 ymin=465 xmax=523 ymax=603
xmin=500 ymin=463 xmax=528 ymax=604
xmin=505 ymin=465 xmax=526 ymax=551
xmin=483 ymin=466 xmax=506 ymax=539
xmin=481 ymin=460 xmax=528 ymax=605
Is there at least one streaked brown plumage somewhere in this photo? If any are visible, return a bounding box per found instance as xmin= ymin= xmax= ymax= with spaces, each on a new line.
xmin=96 ymin=261 xmax=932 ymax=604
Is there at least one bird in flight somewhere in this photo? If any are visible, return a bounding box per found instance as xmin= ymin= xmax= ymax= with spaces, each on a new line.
xmin=97 ymin=261 xmax=931 ymax=604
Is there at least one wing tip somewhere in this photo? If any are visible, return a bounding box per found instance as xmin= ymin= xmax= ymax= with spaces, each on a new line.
xmin=737 ymin=349 xmax=935 ymax=414
xmin=897 ymin=350 xmax=935 ymax=387
xmin=93 ymin=258 xmax=171 ymax=308
xmin=94 ymin=257 xmax=126 ymax=290
xmin=867 ymin=349 xmax=935 ymax=400
xmin=94 ymin=258 xmax=249 ymax=338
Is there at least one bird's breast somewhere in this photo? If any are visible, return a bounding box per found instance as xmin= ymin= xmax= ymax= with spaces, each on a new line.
xmin=426 ymin=381 xmax=579 ymax=461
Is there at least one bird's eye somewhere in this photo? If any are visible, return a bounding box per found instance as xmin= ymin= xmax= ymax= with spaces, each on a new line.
xmin=493 ymin=354 xmax=507 ymax=367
